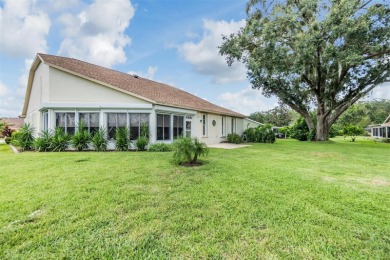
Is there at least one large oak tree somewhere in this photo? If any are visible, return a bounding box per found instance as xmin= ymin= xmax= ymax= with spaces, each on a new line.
xmin=220 ymin=0 xmax=389 ymax=140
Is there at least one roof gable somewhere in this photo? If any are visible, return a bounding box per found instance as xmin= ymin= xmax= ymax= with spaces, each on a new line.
xmin=32 ymin=53 xmax=245 ymax=118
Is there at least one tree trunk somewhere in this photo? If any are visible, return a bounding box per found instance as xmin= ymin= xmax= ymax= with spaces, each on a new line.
xmin=191 ymin=153 xmax=198 ymax=164
xmin=316 ymin=116 xmax=330 ymax=141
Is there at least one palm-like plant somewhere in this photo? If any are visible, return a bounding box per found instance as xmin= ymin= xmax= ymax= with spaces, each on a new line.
xmin=72 ymin=121 xmax=90 ymax=151
xmin=51 ymin=127 xmax=71 ymax=152
xmin=33 ymin=130 xmax=53 ymax=152
xmin=115 ymin=127 xmax=130 ymax=151
xmin=11 ymin=123 xmax=35 ymax=151
xmin=92 ymin=128 xmax=108 ymax=151
xmin=173 ymin=137 xmax=208 ymax=165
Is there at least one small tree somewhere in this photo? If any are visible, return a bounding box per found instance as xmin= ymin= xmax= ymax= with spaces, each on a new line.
xmin=173 ymin=137 xmax=208 ymax=165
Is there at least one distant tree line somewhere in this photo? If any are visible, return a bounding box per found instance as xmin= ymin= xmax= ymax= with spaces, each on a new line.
xmin=249 ymin=99 xmax=390 ymax=129
xmin=248 ymin=104 xmax=298 ymax=127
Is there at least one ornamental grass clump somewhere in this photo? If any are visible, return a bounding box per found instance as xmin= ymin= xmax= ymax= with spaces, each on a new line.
xmin=91 ymin=128 xmax=108 ymax=151
xmin=33 ymin=130 xmax=53 ymax=152
xmin=173 ymin=137 xmax=208 ymax=165
xmin=51 ymin=127 xmax=71 ymax=152
xmin=71 ymin=121 xmax=90 ymax=151
xmin=11 ymin=123 xmax=35 ymax=151
xmin=115 ymin=127 xmax=130 ymax=151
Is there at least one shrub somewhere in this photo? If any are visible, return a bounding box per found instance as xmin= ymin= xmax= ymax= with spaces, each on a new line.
xmin=227 ymin=133 xmax=242 ymax=144
xmin=173 ymin=137 xmax=208 ymax=165
xmin=92 ymin=128 xmax=108 ymax=151
xmin=381 ymin=138 xmax=390 ymax=143
xmin=5 ymin=137 xmax=11 ymax=144
xmin=33 ymin=130 xmax=53 ymax=152
xmin=135 ymin=136 xmax=149 ymax=151
xmin=2 ymin=126 xmax=14 ymax=138
xmin=140 ymin=122 xmax=149 ymax=139
xmin=51 ymin=127 xmax=71 ymax=152
xmin=244 ymin=124 xmax=276 ymax=143
xmin=289 ymin=117 xmax=312 ymax=141
xmin=71 ymin=121 xmax=90 ymax=151
xmin=148 ymin=142 xmax=173 ymax=152
xmin=342 ymin=125 xmax=364 ymax=142
xmin=11 ymin=123 xmax=35 ymax=151
xmin=115 ymin=127 xmax=130 ymax=151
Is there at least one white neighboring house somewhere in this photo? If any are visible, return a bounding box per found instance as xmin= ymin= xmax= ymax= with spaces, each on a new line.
xmin=22 ymin=53 xmax=253 ymax=148
xmin=371 ymin=114 xmax=390 ymax=139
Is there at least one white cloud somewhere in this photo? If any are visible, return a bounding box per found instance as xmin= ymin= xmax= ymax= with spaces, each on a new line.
xmin=0 ymin=82 xmax=9 ymax=97
xmin=0 ymin=81 xmax=24 ymax=117
xmin=218 ymin=87 xmax=279 ymax=116
xmin=365 ymin=82 xmax=390 ymax=100
xmin=179 ymin=19 xmax=247 ymax=84
xmin=57 ymin=0 xmax=134 ymax=68
xmin=0 ymin=0 xmax=50 ymax=57
xmin=128 ymin=66 xmax=158 ymax=80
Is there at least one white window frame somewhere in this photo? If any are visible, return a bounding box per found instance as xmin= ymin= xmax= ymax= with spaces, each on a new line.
xmin=55 ymin=111 xmax=76 ymax=134
xmin=156 ymin=113 xmax=171 ymax=141
xmin=202 ymin=114 xmax=207 ymax=136
xmin=78 ymin=112 xmax=100 ymax=135
xmin=231 ymin=118 xmax=236 ymax=134
xmin=221 ymin=116 xmax=226 ymax=137
xmin=42 ymin=111 xmax=49 ymax=131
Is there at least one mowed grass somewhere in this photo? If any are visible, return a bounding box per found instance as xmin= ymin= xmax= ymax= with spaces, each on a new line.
xmin=0 ymin=137 xmax=389 ymax=259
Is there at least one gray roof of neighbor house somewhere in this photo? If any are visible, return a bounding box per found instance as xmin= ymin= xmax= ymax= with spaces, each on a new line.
xmin=22 ymin=53 xmax=245 ymax=118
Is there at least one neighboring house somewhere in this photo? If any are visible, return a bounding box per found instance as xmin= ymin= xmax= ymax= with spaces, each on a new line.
xmin=371 ymin=114 xmax=390 ymax=139
xmin=1 ymin=118 xmax=24 ymax=130
xmin=22 ymin=53 xmax=250 ymax=147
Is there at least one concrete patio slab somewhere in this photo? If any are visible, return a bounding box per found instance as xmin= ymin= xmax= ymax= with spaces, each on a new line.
xmin=208 ymin=143 xmax=250 ymax=149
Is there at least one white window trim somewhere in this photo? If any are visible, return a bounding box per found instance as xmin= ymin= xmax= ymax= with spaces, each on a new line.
xmin=202 ymin=114 xmax=208 ymax=137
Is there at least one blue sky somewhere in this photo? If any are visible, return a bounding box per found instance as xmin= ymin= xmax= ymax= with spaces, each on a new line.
xmin=1 ymin=0 xmax=389 ymax=117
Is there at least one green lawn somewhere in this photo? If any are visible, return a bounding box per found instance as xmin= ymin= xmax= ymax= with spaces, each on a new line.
xmin=0 ymin=137 xmax=389 ymax=258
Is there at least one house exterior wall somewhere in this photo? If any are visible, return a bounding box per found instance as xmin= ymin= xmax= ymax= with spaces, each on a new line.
xmin=243 ymin=118 xmax=261 ymax=130
xmin=25 ymin=63 xmax=50 ymax=132
xmin=49 ymin=67 xmax=149 ymax=104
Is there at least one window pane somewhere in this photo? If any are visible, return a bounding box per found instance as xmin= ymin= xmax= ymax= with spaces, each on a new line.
xmin=140 ymin=113 xmax=149 ymax=125
xmin=157 ymin=114 xmax=163 ymax=140
xmin=108 ymin=113 xmax=116 ymax=139
xmin=173 ymin=116 xmax=184 ymax=138
xmin=118 ymin=113 xmax=127 ymax=127
xmin=130 ymin=114 xmax=140 ymax=140
xmin=164 ymin=115 xmax=170 ymax=140
xmin=79 ymin=113 xmax=89 ymax=126
xmin=56 ymin=113 xmax=66 ymax=127
xmin=90 ymin=113 xmax=99 ymax=127
xmin=67 ymin=113 xmax=75 ymax=127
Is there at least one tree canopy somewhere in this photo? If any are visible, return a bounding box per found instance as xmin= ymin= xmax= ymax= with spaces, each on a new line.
xmin=220 ymin=0 xmax=390 ymax=140
xmin=249 ymin=103 xmax=298 ymax=126
xmin=336 ymin=99 xmax=390 ymax=127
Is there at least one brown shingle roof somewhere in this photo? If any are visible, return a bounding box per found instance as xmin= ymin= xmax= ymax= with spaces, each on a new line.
xmin=37 ymin=53 xmax=245 ymax=118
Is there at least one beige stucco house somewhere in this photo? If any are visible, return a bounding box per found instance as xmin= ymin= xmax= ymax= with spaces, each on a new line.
xmin=22 ymin=53 xmax=257 ymax=147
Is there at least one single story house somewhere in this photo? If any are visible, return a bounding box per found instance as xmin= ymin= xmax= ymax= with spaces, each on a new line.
xmin=22 ymin=53 xmax=255 ymax=147
xmin=371 ymin=114 xmax=390 ymax=139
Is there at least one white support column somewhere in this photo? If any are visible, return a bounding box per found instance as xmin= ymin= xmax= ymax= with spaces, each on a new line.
xmin=170 ymin=113 xmax=174 ymax=141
